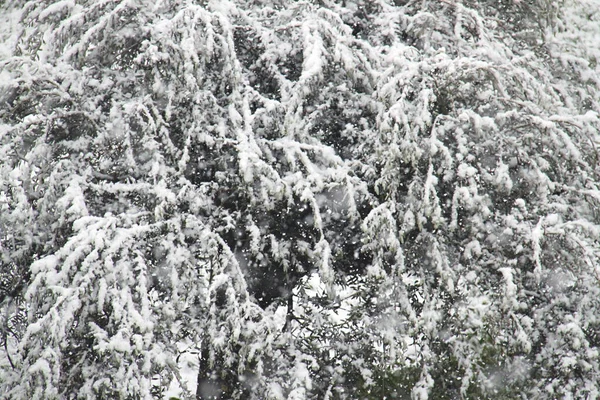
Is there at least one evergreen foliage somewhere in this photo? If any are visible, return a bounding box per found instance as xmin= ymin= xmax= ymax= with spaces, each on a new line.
xmin=1 ymin=0 xmax=599 ymax=398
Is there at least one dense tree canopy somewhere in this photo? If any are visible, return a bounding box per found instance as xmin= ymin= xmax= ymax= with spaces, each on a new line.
xmin=1 ymin=0 xmax=600 ymax=399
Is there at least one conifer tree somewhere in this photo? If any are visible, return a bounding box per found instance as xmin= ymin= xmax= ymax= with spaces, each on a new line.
xmin=1 ymin=0 xmax=599 ymax=399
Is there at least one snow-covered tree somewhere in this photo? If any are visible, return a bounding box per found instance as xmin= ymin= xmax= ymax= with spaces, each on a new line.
xmin=1 ymin=0 xmax=599 ymax=399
